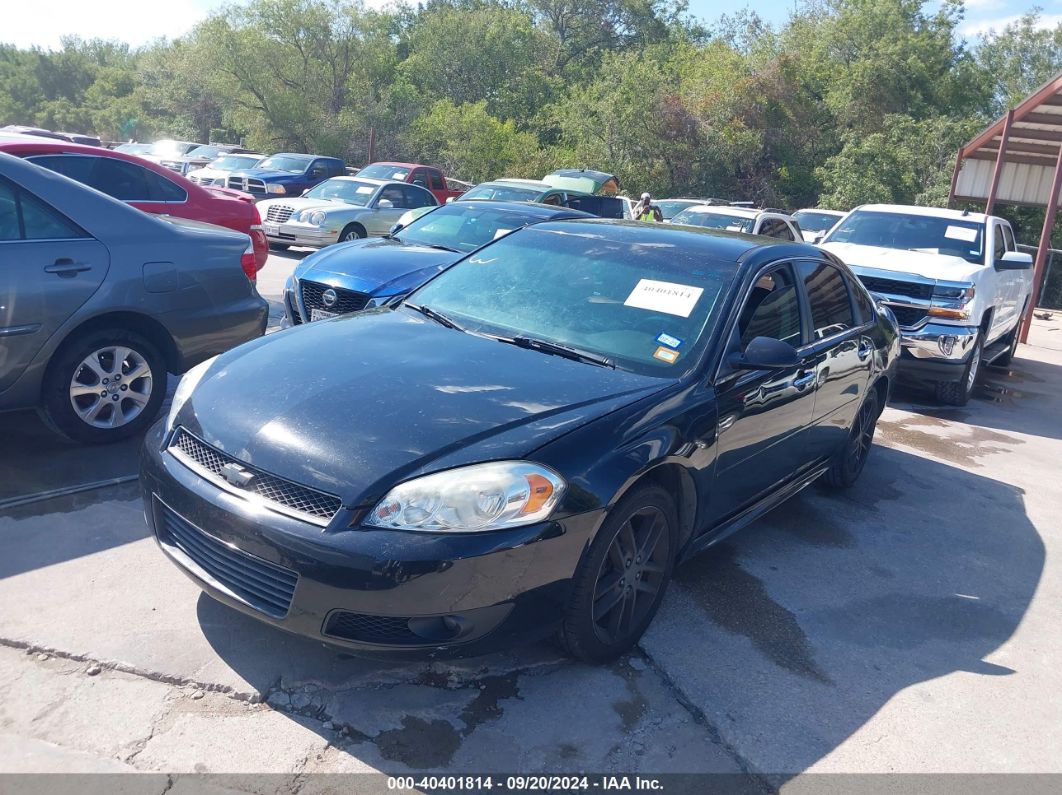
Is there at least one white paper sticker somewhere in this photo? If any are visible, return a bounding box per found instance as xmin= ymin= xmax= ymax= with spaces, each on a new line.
xmin=493 ymin=228 xmax=513 ymax=239
xmin=624 ymin=279 xmax=704 ymax=318
xmin=944 ymin=225 xmax=978 ymax=242
xmin=355 ymin=186 xmax=374 ymax=194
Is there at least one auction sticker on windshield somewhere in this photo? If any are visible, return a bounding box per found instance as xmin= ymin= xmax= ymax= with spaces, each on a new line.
xmin=624 ymin=279 xmax=704 ymax=318
xmin=944 ymin=225 xmax=978 ymax=242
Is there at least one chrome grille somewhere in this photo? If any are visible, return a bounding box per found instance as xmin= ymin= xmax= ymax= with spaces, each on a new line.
xmin=887 ymin=305 xmax=929 ymax=328
xmin=858 ymin=275 xmax=934 ymax=301
xmin=169 ymin=428 xmax=342 ymax=523
xmin=226 ymin=176 xmax=267 ymax=194
xmin=156 ymin=501 xmax=298 ymax=618
xmin=266 ymin=205 xmax=295 ymax=223
xmin=300 ymin=280 xmax=369 ymax=317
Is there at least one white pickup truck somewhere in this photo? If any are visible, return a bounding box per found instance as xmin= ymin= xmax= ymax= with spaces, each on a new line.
xmin=821 ymin=204 xmax=1034 ymax=405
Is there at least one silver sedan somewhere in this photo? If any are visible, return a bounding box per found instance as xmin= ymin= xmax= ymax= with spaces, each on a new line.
xmin=257 ymin=178 xmax=438 ymax=249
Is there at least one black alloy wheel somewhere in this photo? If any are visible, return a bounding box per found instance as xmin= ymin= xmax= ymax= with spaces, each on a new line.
xmin=823 ymin=388 xmax=879 ymax=488
xmin=560 ymin=485 xmax=677 ymax=662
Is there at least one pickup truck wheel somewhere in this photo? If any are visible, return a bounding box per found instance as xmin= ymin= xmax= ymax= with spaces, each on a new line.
xmin=558 ymin=485 xmax=677 ymax=663
xmin=339 ymin=224 xmax=365 ymax=243
xmin=823 ymin=387 xmax=879 ymax=488
xmin=40 ymin=329 xmax=167 ymax=444
xmin=935 ymin=333 xmax=982 ymax=406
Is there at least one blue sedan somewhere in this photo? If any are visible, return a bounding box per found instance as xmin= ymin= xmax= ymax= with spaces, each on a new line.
xmin=283 ymin=201 xmax=591 ymax=325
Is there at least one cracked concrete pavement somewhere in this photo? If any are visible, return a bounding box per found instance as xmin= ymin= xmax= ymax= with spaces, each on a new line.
xmin=1 ymin=251 xmax=1060 ymax=784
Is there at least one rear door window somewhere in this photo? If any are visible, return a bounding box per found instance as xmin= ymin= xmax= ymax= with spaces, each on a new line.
xmin=29 ymin=154 xmax=186 ymax=203
xmin=1002 ymin=224 xmax=1016 ymax=252
xmin=402 ymin=185 xmax=434 ymax=209
xmin=429 ymin=170 xmax=445 ymax=191
xmin=797 ymin=261 xmax=855 ymax=340
xmin=0 ymin=178 xmax=88 ymax=241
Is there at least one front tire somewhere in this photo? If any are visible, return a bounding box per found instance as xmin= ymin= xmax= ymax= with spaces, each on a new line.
xmin=823 ymin=387 xmax=879 ymax=488
xmin=40 ymin=329 xmax=166 ymax=444
xmin=559 ymin=485 xmax=677 ymax=663
xmin=338 ymin=224 xmax=366 ymax=243
xmin=935 ymin=332 xmax=982 ymax=406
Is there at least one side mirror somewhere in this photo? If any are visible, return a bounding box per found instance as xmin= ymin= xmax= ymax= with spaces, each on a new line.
xmin=728 ymin=336 xmax=800 ymax=371
xmin=301 ymin=189 xmax=309 ymax=196
xmin=377 ymin=199 xmax=394 ymax=210
xmin=389 ymin=222 xmax=404 ymax=237
xmin=996 ymin=251 xmax=1033 ymax=270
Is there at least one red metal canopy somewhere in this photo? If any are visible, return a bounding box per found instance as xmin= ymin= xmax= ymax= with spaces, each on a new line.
xmin=950 ymin=71 xmax=1062 ymax=342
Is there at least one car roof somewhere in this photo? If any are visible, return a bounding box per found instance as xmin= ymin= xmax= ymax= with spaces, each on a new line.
xmin=436 ymin=200 xmax=593 ymax=219
xmin=528 ymin=218 xmax=819 ymax=262
xmin=480 ymin=179 xmax=553 ymax=189
xmin=367 ymin=161 xmax=423 ymax=169
xmin=682 ymin=205 xmax=762 ymax=219
xmin=796 ymin=208 xmax=846 ymax=216
xmin=268 ymin=152 xmax=320 ymax=160
xmin=321 ymin=176 xmax=394 ymax=186
xmin=855 ymin=204 xmax=988 ymax=223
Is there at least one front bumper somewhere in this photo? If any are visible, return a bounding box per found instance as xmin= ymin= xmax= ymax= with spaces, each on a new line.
xmin=140 ymin=421 xmax=599 ymax=656
xmin=896 ymin=322 xmax=978 ymax=383
xmin=261 ymin=220 xmax=339 ymax=248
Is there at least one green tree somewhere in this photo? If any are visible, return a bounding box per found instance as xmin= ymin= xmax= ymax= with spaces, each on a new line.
xmin=975 ymin=11 xmax=1062 ymax=117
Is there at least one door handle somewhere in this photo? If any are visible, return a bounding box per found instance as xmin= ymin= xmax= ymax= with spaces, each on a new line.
xmin=793 ymin=370 xmax=817 ymax=389
xmin=45 ymin=259 xmax=91 ymax=276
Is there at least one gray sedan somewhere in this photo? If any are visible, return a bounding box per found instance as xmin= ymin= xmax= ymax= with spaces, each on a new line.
xmin=0 ymin=152 xmax=268 ymax=443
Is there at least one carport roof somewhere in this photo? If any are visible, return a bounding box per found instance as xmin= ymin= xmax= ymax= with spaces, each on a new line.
xmin=953 ymin=72 xmax=1062 ymax=206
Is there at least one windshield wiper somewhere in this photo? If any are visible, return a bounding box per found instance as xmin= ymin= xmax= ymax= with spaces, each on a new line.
xmin=404 ymin=303 xmax=465 ymax=331
xmin=497 ymin=335 xmax=615 ymax=369
xmin=420 ymin=243 xmax=460 ymax=253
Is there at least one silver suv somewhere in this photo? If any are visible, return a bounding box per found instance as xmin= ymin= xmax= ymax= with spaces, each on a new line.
xmin=0 ymin=153 xmax=268 ymax=443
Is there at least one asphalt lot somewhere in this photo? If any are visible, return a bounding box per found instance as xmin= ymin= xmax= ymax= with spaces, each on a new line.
xmin=1 ymin=250 xmax=1061 ymax=785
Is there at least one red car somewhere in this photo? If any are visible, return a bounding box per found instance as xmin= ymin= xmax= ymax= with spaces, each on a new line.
xmin=0 ymin=135 xmax=268 ymax=278
xmin=354 ymin=162 xmax=464 ymax=204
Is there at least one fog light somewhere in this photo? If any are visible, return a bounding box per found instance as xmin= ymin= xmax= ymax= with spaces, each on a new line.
xmin=938 ymin=335 xmax=957 ymax=356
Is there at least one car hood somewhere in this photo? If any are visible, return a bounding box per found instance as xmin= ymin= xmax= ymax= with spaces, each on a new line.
xmin=179 ymin=309 xmax=667 ymax=505
xmin=821 ymin=242 xmax=985 ymax=283
xmin=230 ymin=168 xmax=305 ymax=180
xmin=296 ymin=237 xmax=461 ymax=295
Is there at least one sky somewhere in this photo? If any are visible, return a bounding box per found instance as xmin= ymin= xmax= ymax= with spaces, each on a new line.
xmin=2 ymin=0 xmax=1060 ymax=51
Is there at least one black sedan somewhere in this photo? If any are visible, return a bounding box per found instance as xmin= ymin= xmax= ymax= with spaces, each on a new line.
xmin=284 ymin=201 xmax=590 ymax=324
xmin=141 ymin=220 xmax=899 ymax=662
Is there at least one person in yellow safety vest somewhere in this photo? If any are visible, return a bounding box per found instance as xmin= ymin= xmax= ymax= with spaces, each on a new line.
xmin=633 ymin=192 xmax=663 ymax=222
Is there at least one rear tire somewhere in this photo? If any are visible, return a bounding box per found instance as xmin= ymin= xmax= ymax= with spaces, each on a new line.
xmin=558 ymin=485 xmax=677 ymax=663
xmin=935 ymin=333 xmax=982 ymax=406
xmin=823 ymin=387 xmax=879 ymax=488
xmin=41 ymin=329 xmax=167 ymax=444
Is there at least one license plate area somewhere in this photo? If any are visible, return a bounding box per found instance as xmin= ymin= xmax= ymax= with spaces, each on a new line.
xmin=310 ymin=309 xmax=338 ymax=322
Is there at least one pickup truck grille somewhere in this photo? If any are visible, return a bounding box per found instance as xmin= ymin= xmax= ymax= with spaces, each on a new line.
xmin=227 ymin=176 xmax=267 ymax=195
xmin=887 ymin=306 xmax=928 ymax=328
xmin=265 ymin=205 xmax=295 ymax=223
xmin=300 ymin=280 xmax=370 ymax=317
xmin=857 ymin=275 xmax=934 ymax=301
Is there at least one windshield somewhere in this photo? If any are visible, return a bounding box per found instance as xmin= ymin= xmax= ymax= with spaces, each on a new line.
xmin=257 ymin=155 xmax=312 ymax=173
xmin=827 ymin=210 xmax=986 ymax=264
xmin=398 ymin=204 xmax=552 ymax=253
xmin=303 ymin=179 xmax=377 ymax=205
xmin=460 ymin=184 xmax=543 ymax=202
xmin=657 ymin=200 xmax=701 ymax=220
xmin=210 ymin=154 xmax=262 ymax=171
xmin=672 ymin=209 xmax=755 ymax=234
xmin=409 ymin=225 xmax=734 ymax=377
xmin=150 ymin=140 xmax=195 ymax=158
xmin=793 ymin=210 xmax=843 ymax=234
xmin=357 ymin=163 xmax=411 ymax=181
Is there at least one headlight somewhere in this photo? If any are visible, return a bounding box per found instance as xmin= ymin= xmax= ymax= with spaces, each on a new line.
xmin=365 ymin=461 xmax=565 ymax=532
xmin=266 ymin=184 xmax=286 ymax=194
xmin=165 ymin=356 xmax=216 ymax=432
xmin=298 ymin=209 xmax=327 ymax=225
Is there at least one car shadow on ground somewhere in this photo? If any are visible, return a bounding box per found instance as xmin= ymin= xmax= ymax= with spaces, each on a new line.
xmin=195 ymin=441 xmax=1043 ymax=777
xmin=268 ymin=247 xmax=313 ymax=261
